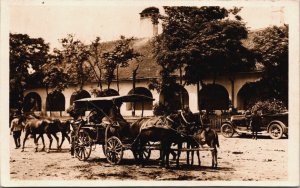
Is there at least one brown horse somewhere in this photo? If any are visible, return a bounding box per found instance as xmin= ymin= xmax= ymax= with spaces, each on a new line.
xmin=129 ymin=114 xmax=188 ymax=168
xmin=21 ymin=116 xmax=71 ymax=152
xmin=172 ymin=111 xmax=220 ymax=168
xmin=185 ymin=128 xmax=219 ymax=168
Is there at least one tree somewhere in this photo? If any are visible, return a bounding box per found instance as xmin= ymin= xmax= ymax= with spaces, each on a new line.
xmin=87 ymin=37 xmax=104 ymax=91
xmin=252 ymin=25 xmax=288 ymax=105
xmin=59 ymin=34 xmax=93 ymax=90
xmin=152 ymin=6 xmax=256 ymax=111
xmin=10 ymin=33 xmax=49 ymax=112
xmin=102 ymin=36 xmax=141 ymax=91
xmin=42 ymin=50 xmax=70 ymax=116
xmin=249 ymin=98 xmax=287 ymax=115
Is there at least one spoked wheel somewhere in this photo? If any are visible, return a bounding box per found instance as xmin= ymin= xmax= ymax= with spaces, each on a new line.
xmin=269 ymin=123 xmax=283 ymax=139
xmin=106 ymin=136 xmax=123 ymax=165
xmin=133 ymin=141 xmax=151 ymax=161
xmin=221 ymin=123 xmax=234 ymax=138
xmin=74 ymin=130 xmax=92 ymax=161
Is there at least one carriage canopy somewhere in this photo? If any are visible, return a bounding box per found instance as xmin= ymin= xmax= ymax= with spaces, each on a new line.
xmin=74 ymin=94 xmax=154 ymax=111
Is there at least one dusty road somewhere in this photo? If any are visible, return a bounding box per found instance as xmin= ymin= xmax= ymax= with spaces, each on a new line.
xmin=9 ymin=133 xmax=288 ymax=181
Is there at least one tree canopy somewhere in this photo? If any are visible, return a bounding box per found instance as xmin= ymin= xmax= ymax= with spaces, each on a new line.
xmin=59 ymin=34 xmax=93 ymax=89
xmin=252 ymin=25 xmax=288 ymax=105
xmin=153 ymin=6 xmax=256 ymax=86
xmin=10 ymin=33 xmax=50 ymax=111
xmin=102 ymin=36 xmax=141 ymax=90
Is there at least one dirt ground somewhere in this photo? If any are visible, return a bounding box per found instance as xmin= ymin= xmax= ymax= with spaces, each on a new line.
xmin=9 ymin=132 xmax=288 ymax=181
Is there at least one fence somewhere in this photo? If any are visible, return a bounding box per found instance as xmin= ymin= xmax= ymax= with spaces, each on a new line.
xmin=207 ymin=114 xmax=231 ymax=131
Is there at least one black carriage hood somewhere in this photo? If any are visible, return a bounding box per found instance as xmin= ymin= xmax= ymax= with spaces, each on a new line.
xmin=74 ymin=94 xmax=154 ymax=110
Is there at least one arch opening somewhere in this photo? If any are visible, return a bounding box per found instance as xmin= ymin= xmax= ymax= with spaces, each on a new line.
xmin=97 ymin=89 xmax=119 ymax=97
xmin=126 ymin=87 xmax=153 ymax=110
xmin=199 ymin=84 xmax=229 ymax=110
xmin=23 ymin=92 xmax=42 ymax=112
xmin=46 ymin=91 xmax=65 ymax=111
xmin=159 ymin=85 xmax=189 ymax=111
xmin=237 ymin=82 xmax=260 ymax=110
xmin=70 ymin=90 xmax=91 ymax=105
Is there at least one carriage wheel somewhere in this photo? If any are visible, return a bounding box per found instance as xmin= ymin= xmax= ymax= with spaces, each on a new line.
xmin=133 ymin=141 xmax=151 ymax=161
xmin=74 ymin=130 xmax=92 ymax=161
xmin=106 ymin=136 xmax=123 ymax=165
xmin=269 ymin=123 xmax=283 ymax=139
xmin=221 ymin=123 xmax=234 ymax=138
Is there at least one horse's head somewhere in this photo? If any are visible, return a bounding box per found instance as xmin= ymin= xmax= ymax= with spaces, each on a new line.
xmin=193 ymin=128 xmax=207 ymax=145
xmin=166 ymin=113 xmax=189 ymax=136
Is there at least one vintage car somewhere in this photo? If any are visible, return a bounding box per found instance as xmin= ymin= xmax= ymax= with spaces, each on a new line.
xmin=220 ymin=112 xmax=288 ymax=139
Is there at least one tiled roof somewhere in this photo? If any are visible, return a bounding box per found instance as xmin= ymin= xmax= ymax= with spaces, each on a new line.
xmin=98 ymin=31 xmax=262 ymax=81
xmin=99 ymin=38 xmax=161 ymax=81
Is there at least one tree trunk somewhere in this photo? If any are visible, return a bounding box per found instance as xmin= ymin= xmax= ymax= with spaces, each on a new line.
xmin=99 ymin=67 xmax=103 ymax=91
xmin=179 ymin=67 xmax=184 ymax=109
xmin=45 ymin=86 xmax=51 ymax=117
xmin=116 ymin=65 xmax=119 ymax=92
xmin=197 ymin=80 xmax=204 ymax=126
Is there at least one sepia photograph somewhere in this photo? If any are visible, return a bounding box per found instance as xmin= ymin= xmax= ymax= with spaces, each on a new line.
xmin=1 ymin=0 xmax=299 ymax=187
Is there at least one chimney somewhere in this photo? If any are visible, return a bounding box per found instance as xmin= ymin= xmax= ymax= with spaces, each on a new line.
xmin=139 ymin=7 xmax=159 ymax=38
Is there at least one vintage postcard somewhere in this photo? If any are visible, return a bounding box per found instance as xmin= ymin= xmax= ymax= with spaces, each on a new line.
xmin=1 ymin=0 xmax=299 ymax=187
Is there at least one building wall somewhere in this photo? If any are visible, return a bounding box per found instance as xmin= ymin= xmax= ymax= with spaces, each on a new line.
xmin=23 ymin=71 xmax=262 ymax=117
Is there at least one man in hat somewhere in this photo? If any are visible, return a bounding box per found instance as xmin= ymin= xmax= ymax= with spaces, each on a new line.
xmin=10 ymin=115 xmax=25 ymax=149
xmin=250 ymin=111 xmax=262 ymax=140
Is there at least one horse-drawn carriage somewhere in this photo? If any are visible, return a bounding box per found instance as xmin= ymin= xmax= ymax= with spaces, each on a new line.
xmin=70 ymin=94 xmax=219 ymax=168
xmin=70 ymin=94 xmax=155 ymax=164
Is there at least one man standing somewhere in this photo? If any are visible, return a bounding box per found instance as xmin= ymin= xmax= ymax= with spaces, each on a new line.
xmin=10 ymin=115 xmax=25 ymax=149
xmin=250 ymin=111 xmax=262 ymax=140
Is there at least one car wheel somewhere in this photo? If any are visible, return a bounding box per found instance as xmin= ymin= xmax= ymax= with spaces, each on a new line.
xmin=268 ymin=123 xmax=283 ymax=139
xmin=221 ymin=123 xmax=234 ymax=138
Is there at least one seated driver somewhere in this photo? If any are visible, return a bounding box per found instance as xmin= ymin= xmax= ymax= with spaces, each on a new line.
xmin=109 ymin=100 xmax=129 ymax=128
xmin=88 ymin=109 xmax=104 ymax=124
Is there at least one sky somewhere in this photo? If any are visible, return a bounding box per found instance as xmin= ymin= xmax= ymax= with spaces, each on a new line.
xmin=9 ymin=1 xmax=287 ymax=50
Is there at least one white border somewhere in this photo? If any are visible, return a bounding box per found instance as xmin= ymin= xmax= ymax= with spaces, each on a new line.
xmin=1 ymin=0 xmax=299 ymax=187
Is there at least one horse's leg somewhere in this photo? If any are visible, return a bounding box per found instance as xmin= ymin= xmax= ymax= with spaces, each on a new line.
xmin=196 ymin=149 xmax=201 ymax=167
xmin=191 ymin=149 xmax=194 ymax=166
xmin=213 ymin=146 xmax=218 ymax=168
xmin=40 ymin=134 xmax=45 ymax=151
xmin=138 ymin=139 xmax=146 ymax=167
xmin=165 ymin=142 xmax=171 ymax=168
xmin=160 ymin=141 xmax=165 ymax=167
xmin=65 ymin=132 xmax=71 ymax=144
xmin=59 ymin=132 xmax=66 ymax=149
xmin=176 ymin=142 xmax=182 ymax=168
xmin=46 ymin=133 xmax=53 ymax=153
xmin=21 ymin=131 xmax=30 ymax=152
xmin=186 ymin=142 xmax=190 ymax=165
xmin=33 ymin=134 xmax=38 ymax=152
xmin=52 ymin=133 xmax=60 ymax=150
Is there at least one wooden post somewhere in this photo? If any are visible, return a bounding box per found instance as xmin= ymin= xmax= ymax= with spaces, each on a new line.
xmin=132 ymin=65 xmax=139 ymax=117
xmin=230 ymin=78 xmax=235 ymax=109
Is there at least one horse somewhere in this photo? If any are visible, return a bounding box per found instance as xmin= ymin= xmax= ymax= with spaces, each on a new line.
xmin=129 ymin=113 xmax=188 ymax=168
xmin=173 ymin=110 xmax=220 ymax=168
xmin=181 ymin=127 xmax=219 ymax=168
xmin=37 ymin=119 xmax=71 ymax=151
xmin=21 ymin=115 xmax=71 ymax=152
